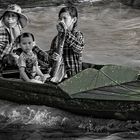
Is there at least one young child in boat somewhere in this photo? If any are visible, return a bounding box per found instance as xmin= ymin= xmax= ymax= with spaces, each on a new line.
xmin=18 ymin=32 xmax=48 ymax=83
xmin=49 ymin=6 xmax=85 ymax=82
xmin=0 ymin=4 xmax=28 ymax=64
xmin=0 ymin=4 xmax=49 ymax=71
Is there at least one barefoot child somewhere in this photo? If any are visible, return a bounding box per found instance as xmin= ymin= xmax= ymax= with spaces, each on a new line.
xmin=49 ymin=6 xmax=85 ymax=82
xmin=18 ymin=32 xmax=47 ymax=83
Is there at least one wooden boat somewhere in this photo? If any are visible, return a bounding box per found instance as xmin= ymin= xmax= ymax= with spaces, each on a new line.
xmin=0 ymin=62 xmax=140 ymax=120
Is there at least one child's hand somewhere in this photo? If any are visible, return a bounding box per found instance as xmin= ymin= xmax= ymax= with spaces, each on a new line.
xmin=40 ymin=75 xmax=47 ymax=83
xmin=52 ymin=52 xmax=61 ymax=61
xmin=57 ymin=22 xmax=67 ymax=34
xmin=30 ymin=79 xmax=43 ymax=84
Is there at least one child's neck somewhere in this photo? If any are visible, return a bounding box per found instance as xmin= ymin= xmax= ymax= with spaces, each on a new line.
xmin=24 ymin=50 xmax=33 ymax=55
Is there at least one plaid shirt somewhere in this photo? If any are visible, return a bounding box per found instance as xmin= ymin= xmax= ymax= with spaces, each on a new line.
xmin=0 ymin=24 xmax=21 ymax=60
xmin=32 ymin=45 xmax=49 ymax=70
xmin=49 ymin=29 xmax=85 ymax=77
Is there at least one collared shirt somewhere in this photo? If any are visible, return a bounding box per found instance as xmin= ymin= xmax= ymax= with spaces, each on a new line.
xmin=0 ymin=21 xmax=21 ymax=60
xmin=18 ymin=51 xmax=38 ymax=79
xmin=49 ymin=29 xmax=85 ymax=77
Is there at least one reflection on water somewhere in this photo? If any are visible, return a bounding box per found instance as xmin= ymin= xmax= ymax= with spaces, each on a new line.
xmin=1 ymin=1 xmax=140 ymax=139
xmin=0 ymin=100 xmax=140 ymax=139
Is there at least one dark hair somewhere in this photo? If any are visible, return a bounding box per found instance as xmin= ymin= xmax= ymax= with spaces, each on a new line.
xmin=18 ymin=32 xmax=35 ymax=43
xmin=58 ymin=6 xmax=78 ymax=29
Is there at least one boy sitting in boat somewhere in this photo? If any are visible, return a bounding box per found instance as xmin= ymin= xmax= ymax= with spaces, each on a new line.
xmin=0 ymin=4 xmax=28 ymax=67
xmin=17 ymin=32 xmax=48 ymax=83
xmin=48 ymin=6 xmax=85 ymax=83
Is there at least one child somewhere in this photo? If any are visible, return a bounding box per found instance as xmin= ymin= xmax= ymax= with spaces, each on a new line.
xmin=18 ymin=32 xmax=48 ymax=83
xmin=0 ymin=4 xmax=28 ymax=62
xmin=49 ymin=6 xmax=85 ymax=82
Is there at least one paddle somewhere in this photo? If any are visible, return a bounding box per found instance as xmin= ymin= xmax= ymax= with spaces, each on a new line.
xmin=50 ymin=22 xmax=66 ymax=83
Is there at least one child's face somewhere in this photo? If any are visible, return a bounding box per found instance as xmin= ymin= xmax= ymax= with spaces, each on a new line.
xmin=3 ymin=12 xmax=18 ymax=27
xmin=59 ymin=12 xmax=76 ymax=31
xmin=20 ymin=36 xmax=34 ymax=54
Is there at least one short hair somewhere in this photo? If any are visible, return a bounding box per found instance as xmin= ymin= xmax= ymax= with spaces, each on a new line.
xmin=58 ymin=6 xmax=78 ymax=29
xmin=18 ymin=32 xmax=35 ymax=43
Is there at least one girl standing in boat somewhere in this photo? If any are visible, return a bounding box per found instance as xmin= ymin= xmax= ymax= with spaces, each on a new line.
xmin=18 ymin=32 xmax=48 ymax=83
xmin=0 ymin=4 xmax=28 ymax=64
xmin=49 ymin=6 xmax=85 ymax=82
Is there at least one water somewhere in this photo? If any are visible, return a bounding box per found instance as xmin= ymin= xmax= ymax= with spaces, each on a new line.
xmin=1 ymin=1 xmax=140 ymax=139
xmin=22 ymin=1 xmax=140 ymax=68
xmin=1 ymin=100 xmax=140 ymax=139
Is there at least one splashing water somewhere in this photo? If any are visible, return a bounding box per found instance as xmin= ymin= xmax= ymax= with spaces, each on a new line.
xmin=0 ymin=1 xmax=140 ymax=139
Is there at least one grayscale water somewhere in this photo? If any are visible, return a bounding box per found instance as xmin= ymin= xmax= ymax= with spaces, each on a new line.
xmin=1 ymin=1 xmax=140 ymax=139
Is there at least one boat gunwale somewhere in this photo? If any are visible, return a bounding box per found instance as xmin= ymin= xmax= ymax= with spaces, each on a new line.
xmin=2 ymin=76 xmax=140 ymax=102
xmin=0 ymin=76 xmax=71 ymax=99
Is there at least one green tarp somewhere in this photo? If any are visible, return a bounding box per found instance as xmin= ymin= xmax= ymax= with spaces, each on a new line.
xmin=59 ymin=65 xmax=139 ymax=96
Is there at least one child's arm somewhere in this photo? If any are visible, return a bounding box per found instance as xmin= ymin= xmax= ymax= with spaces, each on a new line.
xmin=36 ymin=65 xmax=44 ymax=77
xmin=56 ymin=22 xmax=84 ymax=54
xmin=49 ymin=36 xmax=60 ymax=62
xmin=65 ymin=31 xmax=85 ymax=53
xmin=18 ymin=55 xmax=31 ymax=82
xmin=19 ymin=67 xmax=31 ymax=82
xmin=49 ymin=36 xmax=58 ymax=56
xmin=49 ymin=22 xmax=66 ymax=62
xmin=35 ymin=62 xmax=47 ymax=82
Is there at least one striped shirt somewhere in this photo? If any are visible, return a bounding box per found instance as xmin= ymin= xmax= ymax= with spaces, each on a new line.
xmin=49 ymin=29 xmax=85 ymax=78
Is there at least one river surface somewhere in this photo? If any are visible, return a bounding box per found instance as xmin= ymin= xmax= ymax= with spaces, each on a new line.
xmin=1 ymin=1 xmax=140 ymax=140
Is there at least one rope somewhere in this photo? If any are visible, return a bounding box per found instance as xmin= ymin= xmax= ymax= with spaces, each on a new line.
xmin=99 ymin=69 xmax=140 ymax=96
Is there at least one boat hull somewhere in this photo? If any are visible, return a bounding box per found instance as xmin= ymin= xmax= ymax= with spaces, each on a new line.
xmin=0 ymin=63 xmax=140 ymax=120
xmin=0 ymin=79 xmax=140 ymax=120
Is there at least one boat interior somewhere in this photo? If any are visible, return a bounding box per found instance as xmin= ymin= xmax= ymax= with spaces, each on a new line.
xmin=1 ymin=62 xmax=140 ymax=101
xmin=0 ymin=62 xmax=103 ymax=79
